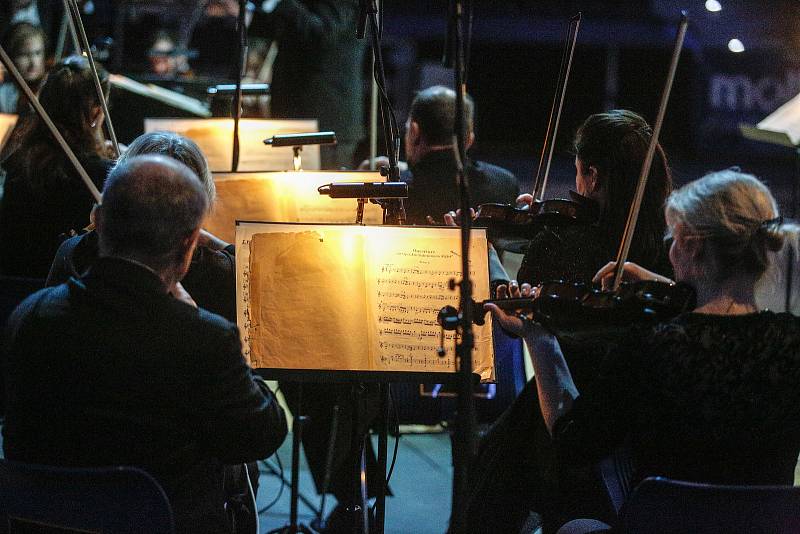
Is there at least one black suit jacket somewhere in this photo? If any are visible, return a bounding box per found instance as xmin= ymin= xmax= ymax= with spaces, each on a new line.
xmin=260 ymin=0 xmax=366 ymax=144
xmin=46 ymin=231 xmax=237 ymax=322
xmin=2 ymin=257 xmax=287 ymax=534
xmin=403 ymin=150 xmax=520 ymax=225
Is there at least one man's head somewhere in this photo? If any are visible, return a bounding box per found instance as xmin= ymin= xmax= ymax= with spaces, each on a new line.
xmin=405 ymin=85 xmax=475 ymax=165
xmin=95 ymin=155 xmax=209 ymax=285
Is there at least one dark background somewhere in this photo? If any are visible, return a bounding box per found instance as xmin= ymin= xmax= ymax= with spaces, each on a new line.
xmin=85 ymin=0 xmax=800 ymax=214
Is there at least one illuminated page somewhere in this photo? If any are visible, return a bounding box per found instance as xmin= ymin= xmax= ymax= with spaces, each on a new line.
xmin=246 ymin=227 xmax=370 ymax=370
xmin=236 ymin=223 xmax=494 ymax=377
xmin=144 ymin=118 xmax=321 ymax=171
xmin=0 ymin=113 xmax=17 ymax=150
xmin=364 ymin=227 xmax=494 ymax=381
xmin=208 ymin=171 xmax=384 ymax=242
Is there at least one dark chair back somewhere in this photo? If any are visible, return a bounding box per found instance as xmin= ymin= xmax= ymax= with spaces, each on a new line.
xmin=620 ymin=476 xmax=800 ymax=534
xmin=596 ymin=443 xmax=635 ymax=517
xmin=0 ymin=276 xmax=44 ymax=328
xmin=0 ymin=459 xmax=174 ymax=534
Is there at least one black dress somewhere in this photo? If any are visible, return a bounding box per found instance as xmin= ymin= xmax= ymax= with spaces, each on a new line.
xmin=465 ymin=217 xmax=671 ymax=533
xmin=0 ymin=152 xmax=112 ymax=278
xmin=556 ymin=311 xmax=800 ymax=487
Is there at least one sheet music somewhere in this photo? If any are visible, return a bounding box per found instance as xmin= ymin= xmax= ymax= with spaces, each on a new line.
xmin=235 ymin=222 xmax=494 ymax=379
xmin=364 ymin=232 xmax=493 ymax=379
xmin=208 ymin=171 xmax=384 ymax=243
xmin=144 ymin=118 xmax=321 ymax=172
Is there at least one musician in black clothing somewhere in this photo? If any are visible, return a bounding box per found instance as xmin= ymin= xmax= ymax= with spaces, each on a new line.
xmin=254 ymin=0 xmax=367 ymax=169
xmin=465 ymin=109 xmax=673 ymax=533
xmin=0 ymin=56 xmax=114 ymax=278
xmin=47 ymin=131 xmax=237 ymax=322
xmin=491 ymin=169 xmax=800 ymax=533
xmin=3 ymin=155 xmax=287 ymax=534
xmin=398 ymin=85 xmax=520 ymax=225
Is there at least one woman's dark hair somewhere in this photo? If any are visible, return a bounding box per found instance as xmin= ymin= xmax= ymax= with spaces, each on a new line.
xmin=573 ymin=109 xmax=672 ymax=266
xmin=3 ymin=55 xmax=109 ymax=191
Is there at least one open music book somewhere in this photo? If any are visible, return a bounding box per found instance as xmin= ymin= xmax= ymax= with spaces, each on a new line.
xmin=207 ymin=171 xmax=385 ymax=243
xmin=144 ymin=118 xmax=321 ymax=172
xmin=235 ymin=222 xmax=495 ymax=380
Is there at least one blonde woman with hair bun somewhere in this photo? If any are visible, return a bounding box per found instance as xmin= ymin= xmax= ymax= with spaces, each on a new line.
xmin=486 ymin=169 xmax=800 ymax=532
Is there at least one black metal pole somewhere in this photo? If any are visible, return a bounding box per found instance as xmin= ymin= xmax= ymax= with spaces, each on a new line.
xmin=375 ymin=385 xmax=390 ymax=534
xmin=232 ymin=0 xmax=248 ymax=172
xmin=449 ymin=1 xmax=476 ymax=532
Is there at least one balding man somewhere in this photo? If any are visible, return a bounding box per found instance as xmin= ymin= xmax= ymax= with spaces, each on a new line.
xmin=2 ymin=155 xmax=287 ymax=534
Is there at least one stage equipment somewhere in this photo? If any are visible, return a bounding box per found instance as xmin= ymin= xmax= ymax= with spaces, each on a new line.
xmin=145 ymin=118 xmax=319 ymax=173
xmin=317 ymin=182 xmax=408 ymax=199
xmin=208 ymin=83 xmax=270 ymax=96
xmin=264 ymin=131 xmax=337 ymax=171
xmin=207 ymin=170 xmax=384 ymax=243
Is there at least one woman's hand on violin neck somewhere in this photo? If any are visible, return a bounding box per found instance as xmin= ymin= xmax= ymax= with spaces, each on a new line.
xmin=593 ymin=261 xmax=674 ymax=291
xmin=485 ymin=280 xmax=541 ymax=338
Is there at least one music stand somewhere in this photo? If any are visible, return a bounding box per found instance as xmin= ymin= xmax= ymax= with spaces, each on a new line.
xmin=236 ymin=222 xmax=496 ymax=534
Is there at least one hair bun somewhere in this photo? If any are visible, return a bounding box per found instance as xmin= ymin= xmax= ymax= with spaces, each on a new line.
xmin=756 ymin=218 xmax=785 ymax=252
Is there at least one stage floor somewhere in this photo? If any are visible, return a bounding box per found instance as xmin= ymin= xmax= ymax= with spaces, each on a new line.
xmin=258 ymin=432 xmax=452 ymax=534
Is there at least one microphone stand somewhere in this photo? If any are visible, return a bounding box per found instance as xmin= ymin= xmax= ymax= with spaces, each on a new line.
xmin=359 ymin=0 xmax=405 ymax=225
xmin=232 ymin=0 xmax=248 ymax=172
xmin=447 ymin=1 xmax=476 ymax=532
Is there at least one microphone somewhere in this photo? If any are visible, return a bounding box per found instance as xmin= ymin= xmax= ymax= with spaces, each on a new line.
xmin=318 ymin=182 xmax=408 ymax=199
xmin=264 ymin=131 xmax=337 ymax=147
xmin=208 ymin=83 xmax=270 ymax=96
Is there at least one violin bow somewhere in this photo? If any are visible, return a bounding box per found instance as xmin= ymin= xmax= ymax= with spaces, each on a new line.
xmin=531 ymin=12 xmax=581 ymax=202
xmin=611 ymin=12 xmax=689 ymax=291
xmin=65 ymin=0 xmax=120 ymax=158
xmin=0 ymin=44 xmax=101 ymax=202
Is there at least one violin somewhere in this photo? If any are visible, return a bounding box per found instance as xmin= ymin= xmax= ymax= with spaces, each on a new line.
xmin=474 ymin=13 xmax=583 ymax=250
xmin=441 ymin=12 xmax=692 ymax=339
xmin=477 ymin=190 xmax=598 ymax=247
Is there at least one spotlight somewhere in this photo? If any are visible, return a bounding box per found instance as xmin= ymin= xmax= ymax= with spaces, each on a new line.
xmin=705 ymin=0 xmax=722 ymax=12
xmin=728 ymin=38 xmax=745 ymax=53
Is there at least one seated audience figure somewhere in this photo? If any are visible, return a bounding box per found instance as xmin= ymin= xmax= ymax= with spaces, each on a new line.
xmin=147 ymin=30 xmax=191 ymax=79
xmin=362 ymin=85 xmax=520 ymax=225
xmin=0 ymin=22 xmax=46 ymax=113
xmin=2 ymin=155 xmax=287 ymax=534
xmin=0 ymin=55 xmax=114 ymax=277
xmin=0 ymin=0 xmax=62 ymax=49
xmin=488 ymin=169 xmax=800 ymax=532
xmin=47 ymin=131 xmax=236 ymax=321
